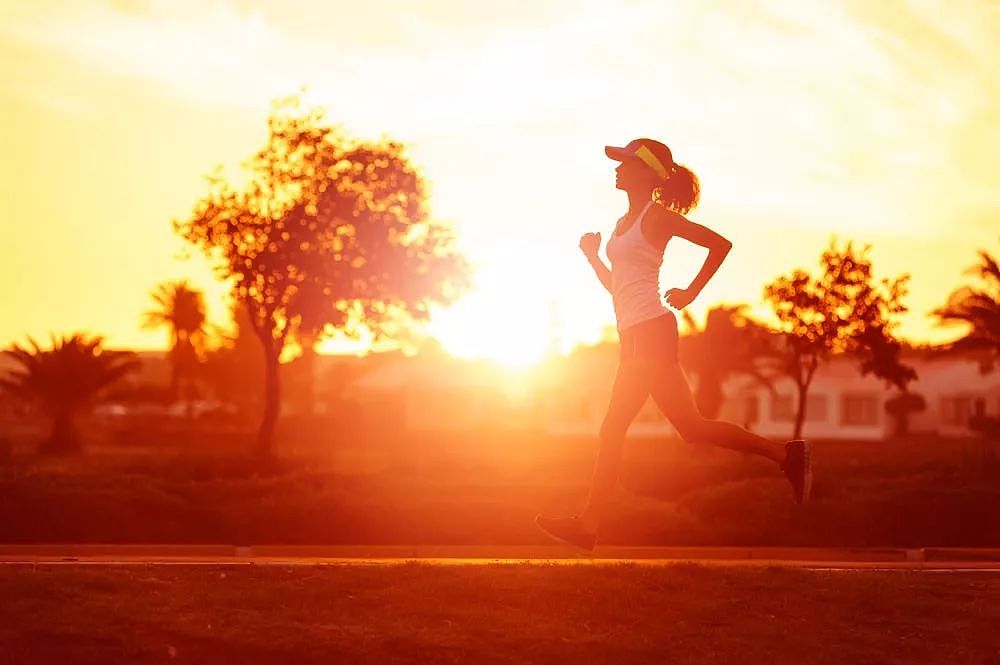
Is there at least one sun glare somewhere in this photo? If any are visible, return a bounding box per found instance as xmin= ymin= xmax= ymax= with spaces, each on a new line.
xmin=310 ymin=283 xmax=556 ymax=369
xmin=426 ymin=293 xmax=552 ymax=369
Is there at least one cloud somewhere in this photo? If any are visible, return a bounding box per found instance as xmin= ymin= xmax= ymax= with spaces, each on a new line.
xmin=3 ymin=0 xmax=996 ymax=235
xmin=0 ymin=0 xmax=291 ymax=107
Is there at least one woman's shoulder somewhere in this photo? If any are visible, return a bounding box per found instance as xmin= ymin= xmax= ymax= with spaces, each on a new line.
xmin=646 ymin=202 xmax=687 ymax=229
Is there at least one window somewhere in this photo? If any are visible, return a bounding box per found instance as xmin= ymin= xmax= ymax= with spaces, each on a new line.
xmin=841 ymin=394 xmax=878 ymax=426
xmin=941 ymin=397 xmax=974 ymax=427
xmin=769 ymin=394 xmax=825 ymax=423
xmin=771 ymin=394 xmax=794 ymax=422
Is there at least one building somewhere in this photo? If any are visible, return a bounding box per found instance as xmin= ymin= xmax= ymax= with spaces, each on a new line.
xmin=720 ymin=355 xmax=1000 ymax=441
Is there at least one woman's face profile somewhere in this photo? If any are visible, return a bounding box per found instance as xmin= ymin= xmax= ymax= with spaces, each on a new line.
xmin=614 ymin=157 xmax=657 ymax=193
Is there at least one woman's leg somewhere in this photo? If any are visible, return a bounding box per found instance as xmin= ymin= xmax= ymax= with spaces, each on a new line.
xmin=578 ymin=360 xmax=649 ymax=532
xmin=649 ymin=362 xmax=786 ymax=464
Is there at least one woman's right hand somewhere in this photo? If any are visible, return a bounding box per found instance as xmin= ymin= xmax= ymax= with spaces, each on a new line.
xmin=579 ymin=232 xmax=601 ymax=258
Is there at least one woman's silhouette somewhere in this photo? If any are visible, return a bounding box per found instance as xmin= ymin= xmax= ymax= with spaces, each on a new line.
xmin=536 ymin=138 xmax=812 ymax=552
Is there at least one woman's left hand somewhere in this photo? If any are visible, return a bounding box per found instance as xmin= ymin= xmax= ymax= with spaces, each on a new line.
xmin=663 ymin=287 xmax=696 ymax=310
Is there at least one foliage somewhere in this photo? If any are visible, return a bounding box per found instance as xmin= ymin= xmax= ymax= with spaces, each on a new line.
xmin=678 ymin=305 xmax=775 ymax=419
xmin=884 ymin=392 xmax=927 ymax=437
xmin=141 ymin=279 xmax=207 ymax=401
xmin=0 ymin=333 xmax=139 ymax=454
xmin=763 ymin=239 xmax=915 ymax=438
xmin=199 ymin=300 xmax=265 ymax=420
xmin=174 ymin=94 xmax=471 ymax=455
xmin=932 ymin=245 xmax=1000 ymax=372
xmin=1 ymin=435 xmax=997 ymax=546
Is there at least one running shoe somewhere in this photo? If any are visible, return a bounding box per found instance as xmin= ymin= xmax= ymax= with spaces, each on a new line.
xmin=535 ymin=513 xmax=598 ymax=553
xmin=781 ymin=439 xmax=813 ymax=504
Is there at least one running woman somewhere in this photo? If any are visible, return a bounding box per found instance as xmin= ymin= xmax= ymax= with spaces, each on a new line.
xmin=536 ymin=138 xmax=812 ymax=552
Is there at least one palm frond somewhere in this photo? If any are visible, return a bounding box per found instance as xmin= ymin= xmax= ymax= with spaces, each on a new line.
xmin=968 ymin=249 xmax=1000 ymax=287
xmin=1 ymin=332 xmax=140 ymax=415
xmin=142 ymin=280 xmax=207 ymax=337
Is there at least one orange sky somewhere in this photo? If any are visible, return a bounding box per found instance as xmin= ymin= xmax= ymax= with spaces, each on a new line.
xmin=1 ymin=0 xmax=997 ymax=366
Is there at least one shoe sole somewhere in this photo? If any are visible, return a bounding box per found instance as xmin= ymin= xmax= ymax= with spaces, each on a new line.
xmin=534 ymin=515 xmax=596 ymax=556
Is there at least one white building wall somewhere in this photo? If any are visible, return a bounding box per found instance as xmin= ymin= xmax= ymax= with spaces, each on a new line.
xmin=724 ymin=372 xmax=892 ymax=441
xmin=724 ymin=358 xmax=1000 ymax=441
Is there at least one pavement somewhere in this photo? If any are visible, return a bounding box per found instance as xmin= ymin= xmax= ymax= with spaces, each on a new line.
xmin=1 ymin=545 xmax=1000 ymax=571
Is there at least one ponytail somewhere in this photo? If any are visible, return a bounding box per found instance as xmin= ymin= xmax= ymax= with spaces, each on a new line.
xmin=655 ymin=164 xmax=700 ymax=214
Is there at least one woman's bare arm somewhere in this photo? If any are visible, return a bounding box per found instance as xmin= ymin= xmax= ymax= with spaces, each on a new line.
xmin=685 ymin=241 xmax=730 ymax=292
xmin=587 ymin=254 xmax=613 ymax=294
xmin=580 ymin=232 xmax=612 ymax=294
xmin=662 ymin=213 xmax=732 ymax=309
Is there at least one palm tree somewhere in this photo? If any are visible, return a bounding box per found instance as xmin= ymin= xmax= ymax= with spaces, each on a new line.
xmin=678 ymin=305 xmax=775 ymax=419
xmin=142 ymin=280 xmax=207 ymax=401
xmin=933 ymin=246 xmax=1000 ymax=371
xmin=0 ymin=333 xmax=139 ymax=454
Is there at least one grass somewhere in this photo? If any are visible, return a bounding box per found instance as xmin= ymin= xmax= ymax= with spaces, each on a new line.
xmin=0 ymin=563 xmax=997 ymax=664
xmin=0 ymin=431 xmax=998 ymax=546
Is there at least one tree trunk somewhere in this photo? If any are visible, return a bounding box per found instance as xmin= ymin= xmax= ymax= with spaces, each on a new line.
xmin=792 ymin=383 xmax=808 ymax=441
xmin=254 ymin=346 xmax=282 ymax=458
xmin=300 ymin=336 xmax=317 ymax=416
xmin=791 ymin=360 xmax=818 ymax=441
xmin=895 ymin=413 xmax=909 ymax=437
xmin=169 ymin=348 xmax=181 ymax=403
xmin=41 ymin=410 xmax=82 ymax=455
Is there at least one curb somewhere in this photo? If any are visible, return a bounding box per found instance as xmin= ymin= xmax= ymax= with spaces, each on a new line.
xmin=1 ymin=544 xmax=999 ymax=562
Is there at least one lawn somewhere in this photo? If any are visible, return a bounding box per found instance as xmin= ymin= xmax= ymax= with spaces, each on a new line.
xmin=1 ymin=563 xmax=997 ymax=664
xmin=1 ymin=432 xmax=997 ymax=547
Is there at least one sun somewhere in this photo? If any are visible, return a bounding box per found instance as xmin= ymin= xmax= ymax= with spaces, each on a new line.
xmin=426 ymin=293 xmax=552 ymax=369
xmin=310 ymin=282 xmax=559 ymax=367
xmin=313 ymin=264 xmax=593 ymax=367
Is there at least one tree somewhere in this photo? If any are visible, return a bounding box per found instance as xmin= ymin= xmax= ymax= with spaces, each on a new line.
xmin=932 ymin=244 xmax=1000 ymax=372
xmin=141 ymin=280 xmax=207 ymax=402
xmin=199 ymin=299 xmax=266 ymax=423
xmin=678 ymin=305 xmax=774 ymax=419
xmin=763 ymin=239 xmax=915 ymax=439
xmin=0 ymin=333 xmax=139 ymax=454
xmin=284 ymin=278 xmax=331 ymax=416
xmin=885 ymin=392 xmax=927 ymax=437
xmin=174 ymin=95 xmax=471 ymax=456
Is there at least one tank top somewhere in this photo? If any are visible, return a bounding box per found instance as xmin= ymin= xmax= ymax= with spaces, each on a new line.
xmin=606 ymin=200 xmax=670 ymax=332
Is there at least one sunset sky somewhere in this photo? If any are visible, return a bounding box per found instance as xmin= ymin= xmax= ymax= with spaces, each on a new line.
xmin=1 ymin=0 xmax=997 ymax=366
